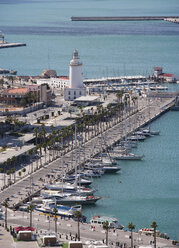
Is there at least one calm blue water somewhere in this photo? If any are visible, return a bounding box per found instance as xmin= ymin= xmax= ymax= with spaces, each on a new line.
xmin=0 ymin=0 xmax=179 ymax=240
xmin=83 ymin=111 xmax=179 ymax=240
xmin=0 ymin=0 xmax=179 ymax=77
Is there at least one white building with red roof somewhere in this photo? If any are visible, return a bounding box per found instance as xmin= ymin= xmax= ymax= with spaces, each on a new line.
xmin=153 ymin=67 xmax=176 ymax=82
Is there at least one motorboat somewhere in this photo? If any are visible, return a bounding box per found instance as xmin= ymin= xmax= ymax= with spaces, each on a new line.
xmin=90 ymin=216 xmax=124 ymax=229
xmin=142 ymin=128 xmax=160 ymax=135
xmin=80 ymin=169 xmax=103 ymax=178
xmin=43 ymin=194 xmax=101 ymax=205
xmin=149 ymin=86 xmax=168 ymax=91
xmin=35 ymin=199 xmax=82 ymax=217
xmin=127 ymin=135 xmax=146 ymax=141
xmin=139 ymin=228 xmax=160 ymax=236
xmin=114 ymin=152 xmax=144 ymax=160
xmin=134 ymin=131 xmax=153 ymax=137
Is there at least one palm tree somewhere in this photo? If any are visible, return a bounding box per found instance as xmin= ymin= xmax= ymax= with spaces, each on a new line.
xmin=127 ymin=222 xmax=135 ymax=248
xmin=103 ymin=221 xmax=109 ymax=245
xmin=74 ymin=210 xmax=82 ymax=241
xmin=2 ymin=199 xmax=9 ymax=229
xmin=27 ymin=204 xmax=34 ymax=227
xmin=150 ymin=221 xmax=158 ymax=248
xmin=53 ymin=207 xmax=58 ymax=235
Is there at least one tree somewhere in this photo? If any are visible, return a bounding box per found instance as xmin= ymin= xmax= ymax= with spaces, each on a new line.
xmin=8 ymin=76 xmax=14 ymax=87
xmin=150 ymin=221 xmax=158 ymax=248
xmin=127 ymin=222 xmax=135 ymax=248
xmin=103 ymin=221 xmax=109 ymax=245
xmin=74 ymin=210 xmax=82 ymax=241
xmin=0 ymin=78 xmax=4 ymax=89
xmin=22 ymin=167 xmax=26 ymax=177
xmin=27 ymin=204 xmax=34 ymax=227
xmin=53 ymin=207 xmax=58 ymax=235
xmin=2 ymin=199 xmax=9 ymax=229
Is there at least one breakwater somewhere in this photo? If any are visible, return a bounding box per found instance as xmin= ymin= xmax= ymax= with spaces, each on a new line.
xmin=0 ymin=42 xmax=26 ymax=49
xmin=71 ymin=16 xmax=179 ymax=21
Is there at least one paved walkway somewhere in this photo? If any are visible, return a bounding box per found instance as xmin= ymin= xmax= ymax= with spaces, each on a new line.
xmin=0 ymin=226 xmax=14 ymax=248
xmin=2 ymin=209 xmax=175 ymax=248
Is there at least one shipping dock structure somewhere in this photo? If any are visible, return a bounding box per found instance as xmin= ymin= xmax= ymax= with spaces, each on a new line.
xmin=0 ymin=32 xmax=26 ymax=49
xmin=71 ymin=16 xmax=179 ymax=21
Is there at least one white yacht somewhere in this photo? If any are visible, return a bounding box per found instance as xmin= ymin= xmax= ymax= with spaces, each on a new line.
xmin=114 ymin=152 xmax=144 ymax=160
xmin=35 ymin=199 xmax=82 ymax=217
xmin=90 ymin=216 xmax=124 ymax=229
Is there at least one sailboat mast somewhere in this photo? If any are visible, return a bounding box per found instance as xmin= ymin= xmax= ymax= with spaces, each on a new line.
xmin=75 ymin=124 xmax=78 ymax=188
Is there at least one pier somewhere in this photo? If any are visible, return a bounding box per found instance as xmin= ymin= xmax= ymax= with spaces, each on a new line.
xmin=0 ymin=42 xmax=26 ymax=49
xmin=0 ymin=95 xmax=176 ymax=209
xmin=71 ymin=16 xmax=179 ymax=21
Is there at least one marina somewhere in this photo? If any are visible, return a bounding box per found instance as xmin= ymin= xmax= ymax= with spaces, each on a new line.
xmin=0 ymin=0 xmax=179 ymax=245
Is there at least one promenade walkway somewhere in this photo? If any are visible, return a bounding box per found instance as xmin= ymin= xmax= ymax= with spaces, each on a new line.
xmin=0 ymin=97 xmax=175 ymax=209
xmin=2 ymin=209 xmax=175 ymax=248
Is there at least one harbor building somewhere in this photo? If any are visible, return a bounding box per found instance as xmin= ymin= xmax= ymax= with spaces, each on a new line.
xmin=36 ymin=76 xmax=70 ymax=89
xmin=153 ymin=67 xmax=176 ymax=82
xmin=0 ymin=85 xmax=52 ymax=107
xmin=64 ymin=50 xmax=86 ymax=101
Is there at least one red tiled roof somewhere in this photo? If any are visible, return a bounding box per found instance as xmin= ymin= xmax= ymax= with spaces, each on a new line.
xmin=7 ymin=88 xmax=29 ymax=94
xmin=58 ymin=76 xmax=69 ymax=79
xmin=160 ymin=73 xmax=174 ymax=77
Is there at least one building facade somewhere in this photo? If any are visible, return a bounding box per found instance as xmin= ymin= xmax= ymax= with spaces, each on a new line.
xmin=36 ymin=76 xmax=70 ymax=89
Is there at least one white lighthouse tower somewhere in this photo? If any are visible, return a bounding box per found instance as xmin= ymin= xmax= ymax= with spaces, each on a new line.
xmin=69 ymin=50 xmax=83 ymax=88
xmin=64 ymin=50 xmax=86 ymax=101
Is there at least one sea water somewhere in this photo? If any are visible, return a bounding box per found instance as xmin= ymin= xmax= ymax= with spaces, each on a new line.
xmin=0 ymin=0 xmax=179 ymax=77
xmin=83 ymin=111 xmax=179 ymax=240
xmin=0 ymin=0 xmax=179 ymax=240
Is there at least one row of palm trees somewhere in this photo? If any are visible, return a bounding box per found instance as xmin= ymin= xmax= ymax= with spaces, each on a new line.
xmin=103 ymin=220 xmax=158 ymax=248
xmin=30 ymin=92 xmax=138 ymax=166
xmin=2 ymin=198 xmax=158 ymax=247
xmin=1 ymin=91 xmax=138 ymax=188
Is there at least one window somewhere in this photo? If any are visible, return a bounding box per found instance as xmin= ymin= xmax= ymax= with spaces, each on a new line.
xmin=79 ymin=91 xmax=81 ymax=95
xmin=74 ymin=91 xmax=76 ymax=95
xmin=68 ymin=91 xmax=71 ymax=95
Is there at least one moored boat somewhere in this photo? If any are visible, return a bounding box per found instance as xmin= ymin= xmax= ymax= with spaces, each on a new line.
xmin=90 ymin=215 xmax=124 ymax=229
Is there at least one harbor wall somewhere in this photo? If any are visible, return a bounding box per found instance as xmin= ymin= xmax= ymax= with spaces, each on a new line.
xmin=71 ymin=16 xmax=179 ymax=21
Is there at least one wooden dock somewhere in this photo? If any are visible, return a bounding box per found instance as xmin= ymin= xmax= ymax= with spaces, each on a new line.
xmin=71 ymin=16 xmax=179 ymax=21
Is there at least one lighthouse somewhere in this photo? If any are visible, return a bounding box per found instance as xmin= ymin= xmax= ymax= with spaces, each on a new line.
xmin=69 ymin=50 xmax=83 ymax=88
xmin=64 ymin=50 xmax=86 ymax=101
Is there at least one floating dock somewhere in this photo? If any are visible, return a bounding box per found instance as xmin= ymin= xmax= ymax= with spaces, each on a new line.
xmin=71 ymin=16 xmax=179 ymax=21
xmin=0 ymin=42 xmax=26 ymax=49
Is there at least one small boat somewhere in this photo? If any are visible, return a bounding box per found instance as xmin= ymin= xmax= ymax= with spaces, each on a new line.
xmin=150 ymin=86 xmax=168 ymax=91
xmin=35 ymin=199 xmax=82 ymax=217
xmin=90 ymin=216 xmax=124 ymax=229
xmin=114 ymin=152 xmax=144 ymax=160
xmin=127 ymin=135 xmax=146 ymax=141
xmin=139 ymin=228 xmax=160 ymax=236
xmin=142 ymin=128 xmax=160 ymax=135
xmin=134 ymin=131 xmax=153 ymax=137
